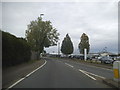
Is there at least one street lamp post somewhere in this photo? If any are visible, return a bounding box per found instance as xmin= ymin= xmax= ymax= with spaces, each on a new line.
xmin=40 ymin=14 xmax=44 ymax=20
xmin=40 ymin=14 xmax=44 ymax=17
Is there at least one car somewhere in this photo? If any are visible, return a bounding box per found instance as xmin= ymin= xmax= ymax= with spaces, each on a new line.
xmin=99 ymin=56 xmax=114 ymax=64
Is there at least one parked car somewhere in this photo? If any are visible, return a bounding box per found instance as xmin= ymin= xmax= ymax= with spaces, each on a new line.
xmin=60 ymin=54 xmax=67 ymax=58
xmin=99 ymin=56 xmax=114 ymax=64
xmin=73 ymin=55 xmax=84 ymax=60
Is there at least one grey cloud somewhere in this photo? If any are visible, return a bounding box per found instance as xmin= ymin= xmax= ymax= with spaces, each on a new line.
xmin=2 ymin=2 xmax=118 ymax=54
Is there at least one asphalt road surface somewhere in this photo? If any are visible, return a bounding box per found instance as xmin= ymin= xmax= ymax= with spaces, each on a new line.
xmin=12 ymin=58 xmax=113 ymax=88
xmin=57 ymin=58 xmax=113 ymax=79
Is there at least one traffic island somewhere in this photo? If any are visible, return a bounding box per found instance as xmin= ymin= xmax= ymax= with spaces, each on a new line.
xmin=102 ymin=61 xmax=120 ymax=89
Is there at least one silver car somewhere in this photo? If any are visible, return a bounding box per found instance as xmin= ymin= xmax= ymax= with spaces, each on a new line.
xmin=99 ymin=56 xmax=114 ymax=64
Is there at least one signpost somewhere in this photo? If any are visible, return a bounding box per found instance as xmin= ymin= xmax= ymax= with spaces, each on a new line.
xmin=84 ymin=48 xmax=87 ymax=61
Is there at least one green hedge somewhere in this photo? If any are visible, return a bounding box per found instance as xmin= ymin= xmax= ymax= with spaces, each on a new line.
xmin=2 ymin=31 xmax=31 ymax=67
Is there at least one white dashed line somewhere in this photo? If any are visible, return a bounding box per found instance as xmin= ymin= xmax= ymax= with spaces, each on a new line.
xmin=7 ymin=60 xmax=47 ymax=89
xmin=65 ymin=63 xmax=74 ymax=68
xmin=63 ymin=61 xmax=107 ymax=80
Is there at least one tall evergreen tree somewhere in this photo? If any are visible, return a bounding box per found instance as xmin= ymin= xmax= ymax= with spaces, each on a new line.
xmin=78 ymin=33 xmax=90 ymax=54
xmin=61 ymin=34 xmax=74 ymax=55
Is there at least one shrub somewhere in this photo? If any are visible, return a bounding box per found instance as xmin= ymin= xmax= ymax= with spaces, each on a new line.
xmin=2 ymin=31 xmax=31 ymax=67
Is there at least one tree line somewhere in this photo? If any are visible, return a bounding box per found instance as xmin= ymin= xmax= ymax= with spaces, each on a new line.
xmin=61 ymin=33 xmax=90 ymax=55
xmin=25 ymin=15 xmax=90 ymax=58
xmin=2 ymin=15 xmax=60 ymax=67
xmin=2 ymin=15 xmax=90 ymax=67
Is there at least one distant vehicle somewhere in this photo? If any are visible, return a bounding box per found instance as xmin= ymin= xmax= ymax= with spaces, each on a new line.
xmin=60 ymin=54 xmax=71 ymax=58
xmin=60 ymin=54 xmax=66 ymax=58
xmin=116 ymin=56 xmax=120 ymax=60
xmin=72 ymin=55 xmax=84 ymax=60
xmin=98 ymin=56 xmax=114 ymax=64
xmin=87 ymin=57 xmax=92 ymax=60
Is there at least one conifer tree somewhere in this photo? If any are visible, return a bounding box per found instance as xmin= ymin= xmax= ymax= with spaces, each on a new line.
xmin=61 ymin=34 xmax=74 ymax=55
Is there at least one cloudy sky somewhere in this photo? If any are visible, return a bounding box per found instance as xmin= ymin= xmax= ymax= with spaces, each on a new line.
xmin=1 ymin=0 xmax=118 ymax=54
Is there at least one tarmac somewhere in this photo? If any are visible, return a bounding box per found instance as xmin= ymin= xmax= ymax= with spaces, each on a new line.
xmin=102 ymin=78 xmax=120 ymax=89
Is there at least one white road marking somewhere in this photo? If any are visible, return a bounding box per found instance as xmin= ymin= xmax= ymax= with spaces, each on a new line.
xmin=81 ymin=70 xmax=106 ymax=79
xmin=65 ymin=63 xmax=74 ymax=68
xmin=25 ymin=60 xmax=47 ymax=77
xmin=64 ymin=61 xmax=106 ymax=80
xmin=60 ymin=60 xmax=108 ymax=80
xmin=79 ymin=69 xmax=96 ymax=80
xmin=79 ymin=69 xmax=106 ymax=79
xmin=7 ymin=60 xmax=47 ymax=89
xmin=7 ymin=78 xmax=25 ymax=89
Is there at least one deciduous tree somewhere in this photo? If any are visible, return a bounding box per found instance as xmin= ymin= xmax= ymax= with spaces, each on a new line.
xmin=26 ymin=17 xmax=59 ymax=59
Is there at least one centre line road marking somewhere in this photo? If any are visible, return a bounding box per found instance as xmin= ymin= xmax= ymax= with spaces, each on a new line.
xmin=65 ymin=63 xmax=74 ymax=68
xmin=79 ymin=69 xmax=106 ymax=80
xmin=7 ymin=60 xmax=47 ymax=90
xmin=79 ymin=69 xmax=96 ymax=80
xmin=64 ymin=60 xmax=112 ymax=71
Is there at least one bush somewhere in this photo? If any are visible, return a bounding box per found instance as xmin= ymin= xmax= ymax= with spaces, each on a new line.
xmin=2 ymin=31 xmax=31 ymax=67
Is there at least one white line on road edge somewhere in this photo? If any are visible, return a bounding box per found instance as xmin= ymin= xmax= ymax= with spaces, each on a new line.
xmin=7 ymin=60 xmax=47 ymax=89
xmin=79 ymin=69 xmax=106 ymax=80
xmin=65 ymin=63 xmax=74 ymax=68
xmin=25 ymin=60 xmax=47 ymax=77
xmin=79 ymin=69 xmax=97 ymax=80
xmin=6 ymin=78 xmax=25 ymax=89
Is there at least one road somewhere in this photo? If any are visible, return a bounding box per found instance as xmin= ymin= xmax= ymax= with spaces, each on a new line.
xmin=11 ymin=58 xmax=113 ymax=88
xmin=58 ymin=58 xmax=113 ymax=79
